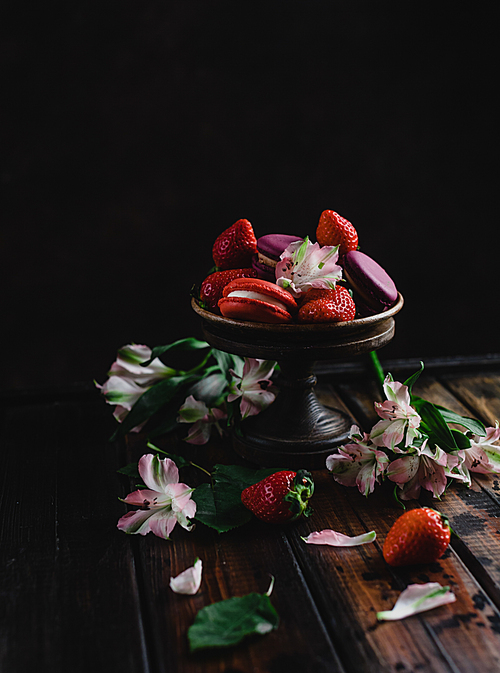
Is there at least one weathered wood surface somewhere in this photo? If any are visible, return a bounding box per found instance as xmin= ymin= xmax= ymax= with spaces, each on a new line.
xmin=3 ymin=362 xmax=500 ymax=672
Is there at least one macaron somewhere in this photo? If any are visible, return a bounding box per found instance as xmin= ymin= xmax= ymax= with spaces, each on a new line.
xmin=252 ymin=234 xmax=303 ymax=281
xmin=218 ymin=277 xmax=298 ymax=323
xmin=342 ymin=251 xmax=398 ymax=315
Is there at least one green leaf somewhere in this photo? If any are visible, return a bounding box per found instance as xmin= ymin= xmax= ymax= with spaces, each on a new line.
xmin=415 ymin=399 xmax=459 ymax=451
xmin=451 ymin=429 xmax=471 ymax=449
xmin=111 ymin=374 xmax=199 ymax=440
xmin=146 ymin=442 xmax=191 ymax=468
xmin=117 ymin=462 xmax=141 ymax=478
xmin=141 ymin=338 xmax=210 ymax=366
xmin=434 ymin=406 xmax=486 ymax=437
xmin=192 ymin=465 xmax=280 ymax=533
xmin=404 ymin=361 xmax=424 ymax=395
xmin=188 ymin=591 xmax=279 ymax=652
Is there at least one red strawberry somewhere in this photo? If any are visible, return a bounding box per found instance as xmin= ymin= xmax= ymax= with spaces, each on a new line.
xmin=383 ymin=507 xmax=451 ymax=566
xmin=212 ymin=219 xmax=257 ymax=270
xmin=199 ymin=268 xmax=258 ymax=309
xmin=297 ymin=285 xmax=356 ymax=323
xmin=316 ymin=210 xmax=358 ymax=256
xmin=241 ymin=470 xmax=314 ymax=524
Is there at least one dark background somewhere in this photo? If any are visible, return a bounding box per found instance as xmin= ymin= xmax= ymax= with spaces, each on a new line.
xmin=2 ymin=2 xmax=498 ymax=391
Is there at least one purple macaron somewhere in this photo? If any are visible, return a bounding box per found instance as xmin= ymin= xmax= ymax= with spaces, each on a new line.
xmin=343 ymin=250 xmax=398 ymax=315
xmin=252 ymin=234 xmax=303 ymax=281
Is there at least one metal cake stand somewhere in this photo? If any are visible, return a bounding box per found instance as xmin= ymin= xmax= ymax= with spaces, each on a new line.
xmin=191 ymin=293 xmax=404 ymax=469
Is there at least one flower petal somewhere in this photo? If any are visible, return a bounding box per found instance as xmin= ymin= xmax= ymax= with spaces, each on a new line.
xmin=170 ymin=558 xmax=203 ymax=595
xmin=377 ymin=582 xmax=456 ymax=621
xmin=117 ymin=509 xmax=156 ymax=535
xmin=302 ymin=530 xmax=376 ymax=546
xmin=139 ymin=453 xmax=179 ymax=492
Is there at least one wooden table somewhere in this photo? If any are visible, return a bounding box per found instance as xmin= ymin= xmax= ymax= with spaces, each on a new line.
xmin=3 ymin=355 xmax=500 ymax=672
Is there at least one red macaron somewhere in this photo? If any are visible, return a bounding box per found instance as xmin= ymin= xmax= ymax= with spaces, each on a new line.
xmin=218 ymin=278 xmax=298 ymax=323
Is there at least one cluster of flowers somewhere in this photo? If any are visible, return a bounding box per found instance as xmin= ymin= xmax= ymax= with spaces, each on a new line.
xmin=326 ymin=370 xmax=500 ymax=500
xmin=96 ymin=343 xmax=277 ymax=442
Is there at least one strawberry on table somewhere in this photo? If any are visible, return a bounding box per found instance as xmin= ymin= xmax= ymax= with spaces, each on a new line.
xmin=212 ymin=219 xmax=258 ymax=270
xmin=383 ymin=507 xmax=451 ymax=566
xmin=199 ymin=268 xmax=258 ymax=309
xmin=297 ymin=285 xmax=356 ymax=323
xmin=241 ymin=470 xmax=314 ymax=524
xmin=316 ymin=210 xmax=358 ymax=256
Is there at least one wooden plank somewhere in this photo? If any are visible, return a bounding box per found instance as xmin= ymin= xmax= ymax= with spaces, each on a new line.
xmin=442 ymin=372 xmax=500 ymax=430
xmin=120 ymin=431 xmax=346 ymax=673
xmin=0 ymin=399 xmax=149 ymax=673
xmin=305 ymin=379 xmax=500 ymax=672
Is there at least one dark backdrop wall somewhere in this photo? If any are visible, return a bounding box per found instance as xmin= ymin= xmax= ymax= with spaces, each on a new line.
xmin=2 ymin=2 xmax=498 ymax=391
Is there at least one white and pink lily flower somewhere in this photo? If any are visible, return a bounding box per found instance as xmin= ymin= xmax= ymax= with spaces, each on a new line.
xmin=170 ymin=558 xmax=203 ymax=595
xmin=387 ymin=441 xmax=461 ymax=500
xmin=177 ymin=395 xmax=227 ymax=445
xmin=370 ymin=375 xmax=421 ymax=450
xmin=326 ymin=426 xmax=390 ymax=497
xmin=228 ymin=358 xmax=277 ymax=420
xmin=275 ymin=236 xmax=343 ymax=298
xmin=107 ymin=344 xmax=176 ymax=386
xmin=463 ymin=422 xmax=500 ymax=474
xmin=377 ymin=582 xmax=456 ymax=621
xmin=117 ymin=453 xmax=196 ymax=540
xmin=96 ymin=344 xmax=176 ymax=428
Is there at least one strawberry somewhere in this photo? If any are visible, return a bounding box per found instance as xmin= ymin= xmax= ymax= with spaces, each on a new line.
xmin=212 ymin=219 xmax=258 ymax=270
xmin=199 ymin=268 xmax=257 ymax=309
xmin=297 ymin=285 xmax=356 ymax=323
xmin=316 ymin=210 xmax=358 ymax=256
xmin=383 ymin=507 xmax=451 ymax=566
xmin=241 ymin=470 xmax=314 ymax=524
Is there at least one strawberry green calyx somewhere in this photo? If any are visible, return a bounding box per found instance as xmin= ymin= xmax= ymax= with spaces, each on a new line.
xmin=284 ymin=470 xmax=315 ymax=519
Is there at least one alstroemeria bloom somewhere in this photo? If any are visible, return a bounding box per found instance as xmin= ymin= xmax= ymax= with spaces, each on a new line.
xmin=326 ymin=426 xmax=389 ymax=497
xmin=228 ymin=358 xmax=277 ymax=419
xmin=387 ymin=441 xmax=461 ymax=500
xmin=97 ymin=344 xmax=175 ymax=429
xmin=117 ymin=454 xmax=196 ymax=539
xmin=170 ymin=558 xmax=203 ymax=595
xmin=377 ymin=582 xmax=456 ymax=621
xmin=370 ymin=375 xmax=421 ymax=450
xmin=177 ymin=395 xmax=227 ymax=445
xmin=275 ymin=237 xmax=342 ymax=298
xmin=463 ymin=422 xmax=500 ymax=474
xmin=107 ymin=344 xmax=175 ymax=386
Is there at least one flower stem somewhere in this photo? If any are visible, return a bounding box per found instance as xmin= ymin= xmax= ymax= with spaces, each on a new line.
xmin=368 ymin=350 xmax=385 ymax=398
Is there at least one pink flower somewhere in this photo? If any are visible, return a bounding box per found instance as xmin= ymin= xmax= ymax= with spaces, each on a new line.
xmin=275 ymin=237 xmax=342 ymax=298
xmin=177 ymin=395 xmax=227 ymax=445
xmin=117 ymin=454 xmax=196 ymax=539
xmin=463 ymin=423 xmax=500 ymax=474
xmin=370 ymin=375 xmax=421 ymax=450
xmin=97 ymin=344 xmax=175 ymax=429
xmin=326 ymin=426 xmax=389 ymax=497
xmin=170 ymin=558 xmax=203 ymax=595
xmin=387 ymin=441 xmax=461 ymax=500
xmin=228 ymin=358 xmax=277 ymax=420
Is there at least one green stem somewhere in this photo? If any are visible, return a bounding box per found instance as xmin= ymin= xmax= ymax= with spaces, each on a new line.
xmin=368 ymin=350 xmax=385 ymax=398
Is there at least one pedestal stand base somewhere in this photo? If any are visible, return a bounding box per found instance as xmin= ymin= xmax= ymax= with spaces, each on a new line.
xmin=231 ymin=361 xmax=352 ymax=469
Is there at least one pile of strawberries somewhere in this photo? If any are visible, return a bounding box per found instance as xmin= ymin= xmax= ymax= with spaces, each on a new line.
xmin=198 ymin=211 xmax=359 ymax=323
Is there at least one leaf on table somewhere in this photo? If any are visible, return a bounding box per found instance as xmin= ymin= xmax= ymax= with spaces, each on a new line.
xmin=188 ymin=590 xmax=279 ymax=651
xmin=192 ymin=464 xmax=280 ymax=533
xmin=117 ymin=462 xmax=141 ymax=478
xmin=377 ymin=582 xmax=456 ymax=621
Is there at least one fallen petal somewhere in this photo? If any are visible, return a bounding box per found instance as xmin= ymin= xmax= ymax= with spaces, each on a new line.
xmin=302 ymin=529 xmax=376 ymax=546
xmin=377 ymin=582 xmax=456 ymax=621
xmin=170 ymin=558 xmax=203 ymax=595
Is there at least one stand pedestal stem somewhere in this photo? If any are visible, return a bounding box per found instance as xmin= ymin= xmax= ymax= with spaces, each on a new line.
xmin=232 ymin=359 xmax=352 ymax=469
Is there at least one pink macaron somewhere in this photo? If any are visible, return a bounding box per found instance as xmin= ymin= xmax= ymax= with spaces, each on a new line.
xmin=252 ymin=234 xmax=303 ymax=281
xmin=218 ymin=277 xmax=298 ymax=323
xmin=342 ymin=250 xmax=398 ymax=315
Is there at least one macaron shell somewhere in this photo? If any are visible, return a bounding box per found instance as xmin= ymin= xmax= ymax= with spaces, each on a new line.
xmin=218 ymin=296 xmax=293 ymax=323
xmin=256 ymin=234 xmax=303 ymax=261
xmin=252 ymin=254 xmax=277 ymax=281
xmin=222 ymin=277 xmax=298 ymax=311
xmin=343 ymin=251 xmax=398 ymax=312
